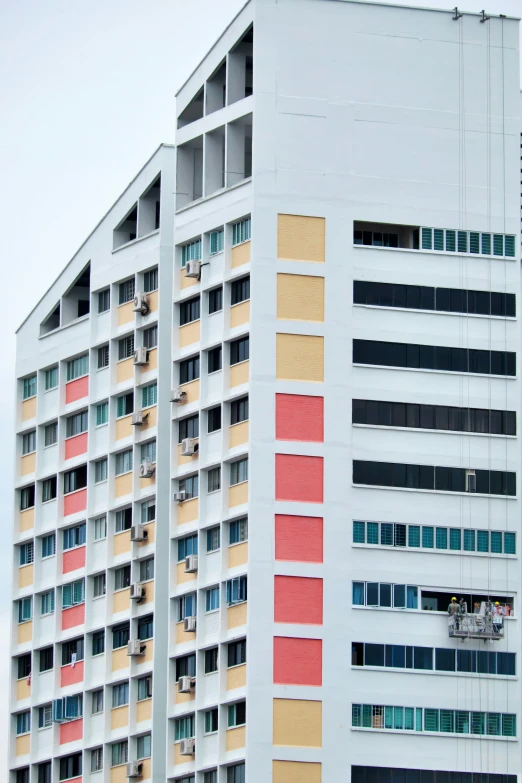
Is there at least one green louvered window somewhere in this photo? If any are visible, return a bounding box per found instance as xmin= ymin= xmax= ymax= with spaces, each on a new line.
xmin=353 ymin=521 xmax=365 ymax=543
xmin=440 ymin=710 xmax=455 ymax=733
xmin=456 ymin=711 xmax=470 ymax=733
xmin=469 ymin=232 xmax=480 ymax=254
xmin=487 ymin=713 xmax=501 ymax=736
xmin=433 ymin=229 xmax=444 ymax=250
xmin=435 ymin=528 xmax=447 ymax=550
xmin=477 ymin=530 xmax=489 ymax=552
xmin=424 ymin=709 xmax=439 ymax=732
xmin=422 ymin=526 xmax=434 ymax=548
xmin=471 ymin=712 xmax=485 ymax=734
xmin=504 ymin=532 xmax=516 ymax=554
xmin=445 ymin=230 xmax=456 ymax=252
xmin=481 ymin=233 xmax=491 ymax=254
xmin=449 ymin=528 xmax=461 ymax=550
xmin=367 ymin=522 xmax=379 ymax=544
xmin=502 ymin=713 xmax=516 ymax=737
xmin=504 ymin=235 xmax=515 ymax=257
xmin=408 ymin=526 xmax=420 ymax=547
xmin=352 ymin=705 xmax=362 ymax=727
xmin=421 ymin=228 xmax=433 ymax=250
xmin=457 ymin=231 xmax=468 ymax=253
xmin=493 ymin=235 xmax=504 ymax=256
xmin=463 ymin=530 xmax=475 ymax=551
xmin=490 ymin=531 xmax=502 ymax=553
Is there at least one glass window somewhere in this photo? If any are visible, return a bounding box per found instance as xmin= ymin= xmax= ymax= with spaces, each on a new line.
xmin=96 ymin=401 xmax=108 ymax=426
xmin=119 ymin=278 xmax=135 ymax=304
xmin=93 ymin=573 xmax=106 ymax=598
xmin=179 ymin=415 xmax=199 ymax=442
xmin=92 ymin=630 xmax=105 ymax=657
xmin=112 ymin=681 xmax=129 ymax=707
xmin=178 ymin=534 xmax=198 ymax=562
xmin=17 ymin=654 xmax=31 ymax=679
xmin=230 ymin=458 xmax=248 ymax=485
xmin=174 ymin=714 xmax=195 ymax=740
xmin=208 ymin=287 xmax=223 ymax=314
xmin=59 ymin=754 xmax=82 ymax=780
xmin=144 ymin=268 xmax=158 ymax=293
xmin=142 ymin=383 xmax=157 ymax=408
xmin=231 ymin=276 xmax=250 ymax=305
xmin=98 ymin=288 xmax=110 ymax=313
xmin=353 ymin=520 xmax=365 ymax=543
xmin=230 ymin=336 xmax=249 ymax=364
xmin=137 ymin=676 xmax=152 ymax=700
xmin=207 ymin=467 xmax=221 ymax=493
xmin=205 ymin=647 xmax=218 ymax=673
xmin=112 ymin=623 xmax=130 ymax=650
xmin=206 ymin=526 xmax=220 ymax=552
xmin=40 ymin=590 xmax=55 ymax=615
xmin=16 ymin=711 xmax=31 ymax=735
xmin=114 ymin=566 xmax=131 ymax=591
xmin=91 ymin=747 xmax=103 ymax=773
xmin=205 ymin=586 xmax=220 ymax=612
xmin=38 ymin=704 xmax=52 ymax=729
xmin=22 ymin=375 xmax=37 ymax=399
xmin=504 ymin=532 xmax=516 ymax=554
xmin=66 ymin=410 xmax=88 ymax=438
xmin=42 ymin=477 xmax=57 ymax=502
xmin=205 ymin=708 xmax=219 ymax=733
xmin=66 ymin=354 xmax=88 ymax=381
xmin=62 ymin=579 xmax=85 ymax=608
xmin=228 ymin=701 xmax=246 ymax=727
xmin=231 ymin=396 xmax=248 ymax=424
xmin=139 ymin=558 xmax=154 ymax=582
xmin=20 ymin=485 xmax=35 ymax=510
xmin=463 ymin=529 xmax=476 ymax=551
xmin=94 ymin=458 xmax=108 ymax=484
xmin=208 ymin=345 xmax=222 ymax=373
xmin=210 ymin=229 xmax=224 ymax=254
xmin=97 ymin=344 xmax=109 ymax=369
xmin=44 ymin=422 xmax=57 ymax=446
xmin=111 ymin=740 xmax=128 ymax=767
xmin=208 ymin=406 xmax=221 ymax=432
xmin=180 ymin=296 xmax=201 ymax=326
xmin=20 ymin=541 xmax=34 ymax=565
xmin=180 ymin=355 xmax=200 ymax=384
xmin=115 ymin=450 xmax=133 ymax=476
xmin=44 ymin=366 xmax=58 ymax=390
xmin=230 ymin=518 xmax=248 ymax=544
xmin=61 ymin=637 xmax=84 ymax=665
xmin=141 ymin=440 xmax=156 ymax=464
xmin=117 ymin=392 xmax=134 ymax=418
xmin=232 ymin=218 xmax=251 ymax=246
xmin=181 ymin=239 xmax=201 ymax=267
xmin=63 ymin=465 xmax=87 ymax=494
xmin=39 ymin=647 xmax=53 ymax=672
xmin=179 ymin=474 xmax=198 ymax=499
xmin=137 ymin=734 xmax=151 ymax=760
xmin=18 ymin=597 xmax=32 ymax=623
xmin=227 ymin=763 xmax=246 ymax=783
xmin=63 ymin=523 xmax=86 ymax=550
xmin=226 ymin=575 xmax=247 ymax=604
xmin=118 ymin=334 xmax=135 ymax=360
xmin=94 ymin=516 xmax=107 ymax=540
xmin=143 ymin=325 xmax=158 ymax=349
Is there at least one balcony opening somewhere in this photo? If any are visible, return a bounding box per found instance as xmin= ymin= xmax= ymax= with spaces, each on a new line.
xmin=206 ymin=60 xmax=226 ymax=115
xmin=204 ymin=125 xmax=225 ymax=197
xmin=138 ymin=174 xmax=161 ymax=237
xmin=113 ymin=204 xmax=138 ymax=249
xmin=40 ymin=302 xmax=61 ymax=336
xmin=226 ymin=113 xmax=252 ymax=188
xmin=61 ymin=263 xmax=91 ymax=327
xmin=228 ymin=25 xmax=253 ymax=105
xmin=176 ymin=136 xmax=203 ymax=209
xmin=354 ymin=221 xmax=419 ymax=250
xmin=178 ymin=87 xmax=204 ymax=129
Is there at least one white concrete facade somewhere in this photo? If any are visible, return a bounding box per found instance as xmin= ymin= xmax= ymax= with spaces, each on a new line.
xmin=9 ymin=2 xmax=522 ymax=783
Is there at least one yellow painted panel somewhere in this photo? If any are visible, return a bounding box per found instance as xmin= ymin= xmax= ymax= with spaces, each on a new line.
xmin=142 ymin=580 xmax=154 ymax=604
xmin=148 ymin=290 xmax=159 ymax=313
xmin=16 ymin=679 xmax=31 ymax=701
xmin=273 ymin=699 xmax=322 ymax=747
xmin=136 ymin=698 xmax=152 ymax=723
xmin=146 ymin=348 xmax=158 ymax=371
xmin=277 ymin=214 xmax=325 ymax=263
xmin=179 ymin=379 xmax=199 ymax=405
xmin=177 ymin=498 xmax=198 ymax=526
xmin=116 ymin=415 xmax=133 ymax=440
xmin=227 ymin=663 xmax=246 ymax=690
xmin=228 ymin=602 xmax=247 ymax=629
xmin=140 ymin=638 xmax=154 ymax=664
xmin=111 ymin=647 xmax=129 ymax=672
xmin=21 ymin=453 xmax=36 ymax=476
xmin=230 ymin=301 xmax=250 ymax=328
xmin=228 ymin=542 xmax=248 ymax=569
xmin=110 ymin=765 xmax=128 ymax=783
xmin=273 ymin=761 xmax=322 ymax=783
xmin=276 ymin=334 xmax=324 ymax=382
xmin=116 ymin=357 xmax=134 ymax=383
xmin=18 ymin=621 xmax=32 ymax=644
xmin=140 ymin=475 xmax=156 ymax=490
xmin=21 ymin=398 xmax=36 ymax=421
xmin=118 ymin=301 xmax=134 ymax=326
xmin=19 ymin=508 xmax=34 ymax=532
xmin=229 ymin=421 xmax=248 ymax=449
xmin=231 ymin=240 xmax=251 ymax=268
xmin=175 ymin=687 xmax=195 ymax=705
xmin=177 ymin=561 xmax=197 ymax=584
xmin=180 ymin=321 xmax=201 ymax=348
xmin=113 ymin=588 xmax=130 ymax=614
xmin=114 ymin=530 xmax=131 ymax=555
xmin=174 ymin=742 xmax=194 ymax=764
xmin=115 ymin=472 xmax=133 ymax=498
xmin=19 ymin=564 xmax=33 ymax=588
xmin=111 ymin=705 xmax=129 ymax=730
xmin=141 ymin=405 xmax=157 ymax=430
xmin=178 ymin=441 xmax=199 ymax=466
xmin=140 ymin=522 xmax=155 ymax=547
xmin=226 ymin=725 xmax=246 ymax=751
xmin=15 ymin=734 xmax=30 ymax=756
xmin=176 ymin=620 xmax=196 ymax=644
xmin=229 ymin=482 xmax=248 ymax=508
xmin=181 ymin=269 xmax=199 ymax=289
xmin=277 ymin=274 xmax=324 ymax=322
xmin=140 ymin=758 xmax=152 ymax=780
xmin=230 ymin=361 xmax=249 ymax=388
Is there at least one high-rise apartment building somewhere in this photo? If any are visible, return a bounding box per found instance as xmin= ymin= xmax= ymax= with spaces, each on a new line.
xmin=9 ymin=2 xmax=521 ymax=783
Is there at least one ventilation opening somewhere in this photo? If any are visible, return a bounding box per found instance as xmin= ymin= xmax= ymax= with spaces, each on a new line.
xmin=138 ymin=174 xmax=161 ymax=237
xmin=228 ymin=25 xmax=253 ymax=105
xmin=205 ymin=125 xmax=226 ymax=196
xmin=206 ymin=60 xmax=226 ymax=115
xmin=178 ymin=87 xmax=204 ymax=129
xmin=40 ymin=302 xmax=61 ymax=336
xmin=176 ymin=136 xmax=203 ymax=209
xmin=61 ymin=263 xmax=91 ymax=327
xmin=227 ymin=113 xmax=252 ymax=187
xmin=354 ymin=221 xmax=419 ymax=250
xmin=113 ymin=204 xmax=138 ymax=249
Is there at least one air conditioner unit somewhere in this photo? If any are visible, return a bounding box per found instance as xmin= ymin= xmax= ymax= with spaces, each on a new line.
xmin=185 ymin=259 xmax=201 ymax=279
xmin=131 ymin=411 xmax=149 ymax=426
xmin=171 ymin=388 xmax=187 ymax=403
xmin=179 ymin=738 xmax=195 ymax=756
xmin=127 ymin=639 xmax=145 ymax=657
xmin=134 ymin=347 xmax=148 ymax=366
xmin=173 ymin=490 xmax=186 ymax=503
xmin=178 ymin=675 xmax=193 ymax=693
xmin=140 ymin=461 xmax=156 ymax=478
xmin=130 ymin=525 xmax=148 ymax=542
xmin=466 ymin=469 xmax=477 ymax=493
xmin=181 ymin=438 xmax=198 ymax=457
xmin=130 ymin=582 xmax=145 ymax=601
xmin=126 ymin=760 xmax=143 ymax=779
xmin=184 ymin=616 xmax=196 ymax=632
xmin=185 ymin=555 xmax=198 ymax=573
xmin=133 ymin=292 xmax=149 ymax=315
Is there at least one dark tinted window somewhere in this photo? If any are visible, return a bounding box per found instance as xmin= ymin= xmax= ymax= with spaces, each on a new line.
xmin=231 ymin=277 xmax=250 ymax=305
xmin=180 ymin=296 xmax=200 ymax=325
xmin=208 ymin=287 xmax=223 ymax=314
xmin=230 ymin=337 xmax=249 ymax=365
xmin=180 ymin=356 xmax=200 ymax=384
xmin=208 ymin=406 xmax=221 ymax=433
xmin=208 ymin=346 xmax=222 ymax=373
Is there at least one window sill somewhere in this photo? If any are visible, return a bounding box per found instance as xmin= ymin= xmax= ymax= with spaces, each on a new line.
xmin=229 ymin=541 xmax=247 ymax=548
xmin=37 ymin=726 xmax=52 ymax=732
xmin=66 ymin=373 xmax=89 ymax=384
xmin=43 ymin=443 xmax=57 ymax=450
xmin=40 ymin=611 xmax=55 ymax=618
xmin=352 ymin=363 xmax=516 ymax=381
xmin=114 ymin=587 xmax=130 ymax=594
xmin=41 ymin=553 xmax=56 ymax=562
xmin=22 ymin=451 xmax=36 ymax=458
xmin=20 ymin=507 xmax=35 ymax=513
xmin=352 ymin=664 xmax=517 ymax=680
xmin=180 ymin=318 xmax=201 ymax=328
xmin=353 ymin=483 xmax=517 ymax=500
xmin=352 ymin=243 xmax=516 ymax=262
xmin=207 ymin=489 xmax=221 ymax=496
xmin=94 ymin=480 xmax=108 ymax=486
xmin=96 ymin=365 xmax=109 ymax=373
xmin=231 ymin=299 xmax=250 ymax=308
xmin=230 ymin=359 xmax=249 ymax=368
xmin=353 ymin=303 xmax=516 ymax=322
xmin=352 ymin=423 xmax=517 ymax=439
xmin=352 ymin=543 xmax=517 ymax=558
xmin=92 ymin=594 xmax=106 ymax=601
xmin=95 ymin=422 xmax=108 ymax=429
xmin=207 ymin=369 xmax=223 ymax=376
xmin=18 ymin=619 xmax=32 ymax=625
xmin=230 ymin=419 xmax=248 ymax=428
xmin=206 ymin=548 xmax=221 ymax=554
xmin=230 ymin=480 xmax=248 ymax=488
xmin=22 ymin=395 xmax=37 ymax=402
xmin=115 ymin=471 xmax=133 ymax=479
xmin=351 ymin=726 xmax=517 ymax=741
xmin=205 ymin=609 xmax=220 ymax=615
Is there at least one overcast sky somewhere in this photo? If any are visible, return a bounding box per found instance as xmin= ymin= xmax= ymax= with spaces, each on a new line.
xmin=0 ymin=0 xmax=520 ymax=772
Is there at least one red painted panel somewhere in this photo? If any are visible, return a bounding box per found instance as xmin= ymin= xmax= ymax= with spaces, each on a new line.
xmin=274 ymin=575 xmax=323 ymax=625
xmin=60 ymin=660 xmax=84 ymax=688
xmin=65 ymin=376 xmax=88 ymax=404
xmin=63 ymin=546 xmax=86 ymax=574
xmin=65 ymin=432 xmax=88 ymax=460
xmin=276 ymin=394 xmax=324 ymax=442
xmin=62 ymin=603 xmax=85 ymax=631
xmin=60 ymin=718 xmax=83 ymax=744
xmin=275 ymin=454 xmax=323 ymax=503
xmin=275 ymin=515 xmax=323 ymax=563
xmin=274 ymin=637 xmax=322 ymax=686
xmin=64 ymin=489 xmax=87 ymax=516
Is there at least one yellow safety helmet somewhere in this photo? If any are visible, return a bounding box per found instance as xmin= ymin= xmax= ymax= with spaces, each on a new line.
xmin=494 ymin=601 xmax=500 ymax=606
xmin=451 ymin=597 xmax=457 ymax=601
